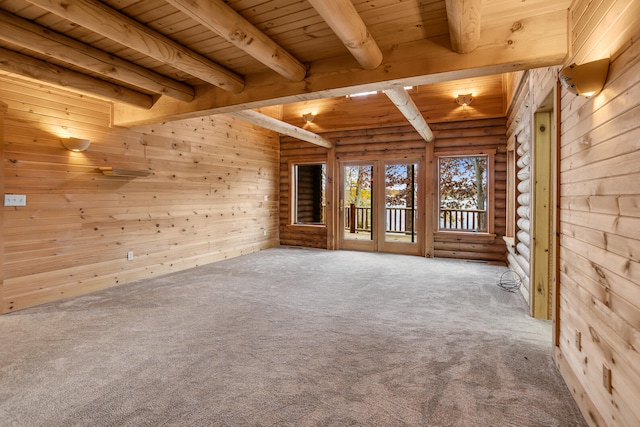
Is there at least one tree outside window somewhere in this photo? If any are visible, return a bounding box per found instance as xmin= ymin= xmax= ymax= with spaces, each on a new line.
xmin=439 ymin=155 xmax=488 ymax=232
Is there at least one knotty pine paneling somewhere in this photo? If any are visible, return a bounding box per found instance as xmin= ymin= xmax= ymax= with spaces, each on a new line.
xmin=547 ymin=0 xmax=638 ymax=425
xmin=0 ymin=101 xmax=6 ymax=309
xmin=1 ymin=74 xmax=280 ymax=314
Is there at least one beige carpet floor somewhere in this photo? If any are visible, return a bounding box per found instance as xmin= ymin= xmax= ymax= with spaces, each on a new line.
xmin=0 ymin=247 xmax=587 ymax=426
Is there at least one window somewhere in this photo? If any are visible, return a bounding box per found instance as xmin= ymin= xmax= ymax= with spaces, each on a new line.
xmin=293 ymin=163 xmax=326 ymax=225
xmin=438 ymin=155 xmax=489 ymax=232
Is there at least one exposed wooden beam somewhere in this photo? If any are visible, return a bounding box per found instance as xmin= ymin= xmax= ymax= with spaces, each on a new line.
xmin=0 ymin=47 xmax=153 ymax=108
xmin=166 ymin=0 xmax=306 ymax=82
xmin=113 ymin=10 xmax=568 ymax=126
xmin=25 ymin=0 xmax=244 ymax=93
xmin=383 ymin=87 xmax=434 ymax=142
xmin=445 ymin=0 xmax=483 ymax=54
xmin=0 ymin=10 xmax=194 ymax=102
xmin=307 ymin=0 xmax=383 ymax=70
xmin=227 ymin=110 xmax=333 ymax=149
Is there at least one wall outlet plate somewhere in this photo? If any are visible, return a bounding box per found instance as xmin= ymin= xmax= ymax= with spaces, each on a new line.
xmin=127 ymin=251 xmax=134 ymax=261
xmin=4 ymin=194 xmax=27 ymax=206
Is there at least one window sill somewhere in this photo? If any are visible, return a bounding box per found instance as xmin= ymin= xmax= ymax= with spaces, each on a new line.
xmin=434 ymin=231 xmax=497 ymax=242
xmin=288 ymin=223 xmax=326 ymax=229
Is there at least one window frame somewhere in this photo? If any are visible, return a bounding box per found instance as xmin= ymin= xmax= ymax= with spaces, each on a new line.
xmin=289 ymin=160 xmax=327 ymax=227
xmin=434 ymin=149 xmax=496 ymax=237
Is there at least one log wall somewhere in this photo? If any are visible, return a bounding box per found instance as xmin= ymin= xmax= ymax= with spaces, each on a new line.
xmin=554 ymin=0 xmax=640 ymax=425
xmin=280 ymin=118 xmax=507 ymax=263
xmin=432 ymin=118 xmax=507 ymax=263
xmin=505 ymin=71 xmax=533 ymax=302
xmin=279 ymin=138 xmax=329 ymax=249
xmin=1 ymin=73 xmax=280 ymax=314
xmin=505 ymin=64 xmax=558 ymax=314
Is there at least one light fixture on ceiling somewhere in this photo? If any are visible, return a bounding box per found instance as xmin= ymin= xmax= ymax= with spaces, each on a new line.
xmin=302 ymin=112 xmax=316 ymax=123
xmin=346 ymin=90 xmax=378 ymax=98
xmin=61 ymin=137 xmax=91 ymax=152
xmin=559 ymin=58 xmax=609 ymax=97
xmin=455 ymin=94 xmax=474 ymax=106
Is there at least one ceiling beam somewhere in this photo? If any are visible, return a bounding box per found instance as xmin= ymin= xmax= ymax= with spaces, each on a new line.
xmin=307 ymin=0 xmax=383 ymax=70
xmin=25 ymin=0 xmax=244 ymax=93
xmin=112 ymin=10 xmax=568 ymax=127
xmin=227 ymin=110 xmax=333 ymax=149
xmin=166 ymin=0 xmax=306 ymax=82
xmin=0 ymin=10 xmax=194 ymax=102
xmin=445 ymin=0 xmax=483 ymax=54
xmin=0 ymin=47 xmax=154 ymax=108
xmin=383 ymin=87 xmax=434 ymax=142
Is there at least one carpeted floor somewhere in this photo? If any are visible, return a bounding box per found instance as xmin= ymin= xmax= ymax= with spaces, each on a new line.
xmin=0 ymin=247 xmax=587 ymax=426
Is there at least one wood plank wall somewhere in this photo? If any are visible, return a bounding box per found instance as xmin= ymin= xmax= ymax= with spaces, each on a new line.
xmin=0 ymin=101 xmax=6 ymax=310
xmin=553 ymin=0 xmax=640 ymax=425
xmin=280 ymin=118 xmax=507 ymax=263
xmin=0 ymin=74 xmax=280 ymax=314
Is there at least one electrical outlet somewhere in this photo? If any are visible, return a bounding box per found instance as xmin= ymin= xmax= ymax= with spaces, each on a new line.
xmin=575 ymin=330 xmax=582 ymax=351
xmin=602 ymin=364 xmax=612 ymax=394
xmin=4 ymin=194 xmax=26 ymax=206
xmin=127 ymin=251 xmax=134 ymax=261
xmin=263 ymin=230 xmax=267 ymax=236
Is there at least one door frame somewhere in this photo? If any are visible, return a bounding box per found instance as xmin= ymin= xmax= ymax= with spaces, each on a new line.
xmin=339 ymin=160 xmax=376 ymax=252
xmin=531 ymin=90 xmax=557 ymax=321
xmin=338 ymin=156 xmax=425 ymax=256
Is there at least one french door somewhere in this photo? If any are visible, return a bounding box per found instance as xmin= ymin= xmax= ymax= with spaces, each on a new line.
xmin=339 ymin=159 xmax=421 ymax=255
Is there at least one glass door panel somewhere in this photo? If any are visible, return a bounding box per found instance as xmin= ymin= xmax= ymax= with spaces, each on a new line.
xmin=384 ymin=163 xmax=418 ymax=244
xmin=343 ymin=164 xmax=374 ymax=242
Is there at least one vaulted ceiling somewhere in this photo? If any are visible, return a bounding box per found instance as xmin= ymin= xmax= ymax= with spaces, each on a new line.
xmin=0 ymin=0 xmax=570 ymax=131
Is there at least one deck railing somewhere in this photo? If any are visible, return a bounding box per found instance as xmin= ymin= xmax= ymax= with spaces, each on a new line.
xmin=344 ymin=206 xmax=486 ymax=233
xmin=345 ymin=205 xmax=415 ymax=233
xmin=439 ymin=208 xmax=486 ymax=231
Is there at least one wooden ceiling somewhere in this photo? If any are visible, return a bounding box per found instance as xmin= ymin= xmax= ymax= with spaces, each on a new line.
xmin=0 ymin=0 xmax=571 ymax=130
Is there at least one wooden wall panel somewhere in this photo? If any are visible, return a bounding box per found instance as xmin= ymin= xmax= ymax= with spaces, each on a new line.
xmin=0 ymin=101 xmax=6 ymax=311
xmin=1 ymin=74 xmax=280 ymax=314
xmin=547 ymin=0 xmax=639 ymax=425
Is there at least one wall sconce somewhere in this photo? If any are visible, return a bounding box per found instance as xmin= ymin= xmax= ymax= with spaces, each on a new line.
xmin=302 ymin=112 xmax=316 ymax=123
xmin=559 ymin=58 xmax=609 ymax=97
xmin=455 ymin=94 xmax=474 ymax=106
xmin=61 ymin=137 xmax=91 ymax=152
